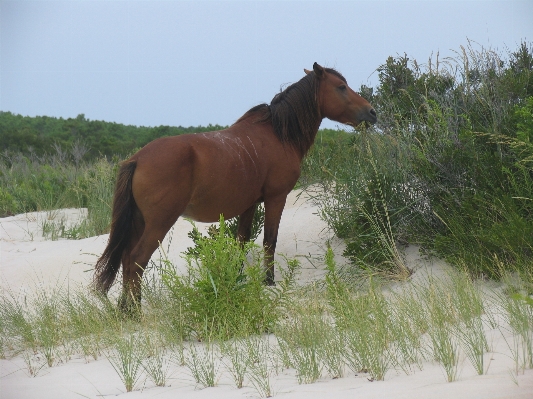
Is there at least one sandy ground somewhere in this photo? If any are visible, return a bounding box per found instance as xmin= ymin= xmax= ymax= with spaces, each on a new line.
xmin=1 ymin=190 xmax=532 ymax=399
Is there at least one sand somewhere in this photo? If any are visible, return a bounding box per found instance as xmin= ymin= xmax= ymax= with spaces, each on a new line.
xmin=1 ymin=190 xmax=532 ymax=399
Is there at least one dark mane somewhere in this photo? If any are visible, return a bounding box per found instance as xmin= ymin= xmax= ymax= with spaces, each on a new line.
xmin=236 ymin=68 xmax=346 ymax=157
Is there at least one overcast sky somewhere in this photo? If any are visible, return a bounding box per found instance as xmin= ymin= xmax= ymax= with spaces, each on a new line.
xmin=1 ymin=0 xmax=532 ymax=130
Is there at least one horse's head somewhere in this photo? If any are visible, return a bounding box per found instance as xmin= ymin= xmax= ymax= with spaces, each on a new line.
xmin=305 ymin=62 xmax=377 ymax=127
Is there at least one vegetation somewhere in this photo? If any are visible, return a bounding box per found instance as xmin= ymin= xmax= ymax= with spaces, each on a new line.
xmin=1 ymin=41 xmax=532 ymax=394
xmin=160 ymin=216 xmax=298 ymax=339
xmin=302 ymin=40 xmax=533 ymax=278
xmin=1 ymin=247 xmax=531 ymax=390
xmin=0 ymin=111 xmax=226 ymax=159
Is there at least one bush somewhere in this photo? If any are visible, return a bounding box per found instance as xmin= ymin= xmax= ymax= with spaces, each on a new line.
xmin=0 ymin=145 xmax=116 ymax=237
xmin=161 ymin=215 xmax=299 ymax=340
xmin=302 ymin=40 xmax=533 ymax=278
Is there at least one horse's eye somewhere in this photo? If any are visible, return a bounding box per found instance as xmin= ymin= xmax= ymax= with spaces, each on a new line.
xmin=339 ymin=85 xmax=347 ymax=91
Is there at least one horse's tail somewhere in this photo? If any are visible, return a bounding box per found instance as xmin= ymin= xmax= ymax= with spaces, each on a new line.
xmin=93 ymin=160 xmax=138 ymax=294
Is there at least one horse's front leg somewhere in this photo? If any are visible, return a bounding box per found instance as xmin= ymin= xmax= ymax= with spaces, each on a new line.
xmin=262 ymin=196 xmax=287 ymax=285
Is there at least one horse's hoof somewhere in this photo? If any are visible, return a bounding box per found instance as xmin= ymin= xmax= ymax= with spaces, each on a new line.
xmin=118 ymin=296 xmax=141 ymax=320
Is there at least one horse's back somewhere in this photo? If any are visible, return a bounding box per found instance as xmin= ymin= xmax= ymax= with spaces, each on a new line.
xmin=128 ymin=125 xmax=296 ymax=223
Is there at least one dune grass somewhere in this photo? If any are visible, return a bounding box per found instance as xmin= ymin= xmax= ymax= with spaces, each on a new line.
xmin=1 ymin=41 xmax=532 ymax=396
xmin=1 ymin=248 xmax=531 ymax=393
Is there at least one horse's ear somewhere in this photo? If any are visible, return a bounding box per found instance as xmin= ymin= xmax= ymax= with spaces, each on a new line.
xmin=313 ymin=62 xmax=325 ymax=79
xmin=304 ymin=68 xmax=311 ymax=75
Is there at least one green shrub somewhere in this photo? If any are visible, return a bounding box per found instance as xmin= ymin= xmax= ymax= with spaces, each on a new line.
xmin=161 ymin=215 xmax=299 ymax=340
xmin=185 ymin=204 xmax=265 ymax=257
xmin=302 ymin=40 xmax=533 ymax=278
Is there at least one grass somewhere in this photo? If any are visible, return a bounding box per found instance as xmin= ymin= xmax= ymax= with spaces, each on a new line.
xmin=185 ymin=341 xmax=220 ymax=388
xmin=220 ymin=337 xmax=251 ymax=389
xmin=498 ymin=269 xmax=533 ymax=374
xmin=107 ymin=334 xmax=145 ymax=392
xmin=245 ymin=336 xmax=274 ymax=398
xmin=1 ymin=246 xmax=531 ymax=394
xmin=142 ymin=334 xmax=170 ymax=387
xmin=0 ymin=148 xmax=116 ymax=238
xmin=276 ymin=314 xmax=324 ymax=384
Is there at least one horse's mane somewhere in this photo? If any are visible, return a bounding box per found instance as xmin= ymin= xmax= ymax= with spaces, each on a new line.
xmin=236 ymin=68 xmax=346 ymax=157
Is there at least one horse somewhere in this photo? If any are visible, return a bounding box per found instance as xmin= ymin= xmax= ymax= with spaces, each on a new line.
xmin=93 ymin=62 xmax=377 ymax=310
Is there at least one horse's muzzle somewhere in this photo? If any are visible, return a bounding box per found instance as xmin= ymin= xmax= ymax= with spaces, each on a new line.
xmin=366 ymin=108 xmax=378 ymax=124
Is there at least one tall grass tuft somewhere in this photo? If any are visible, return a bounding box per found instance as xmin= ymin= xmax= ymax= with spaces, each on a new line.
xmin=142 ymin=334 xmax=170 ymax=387
xmin=245 ymin=336 xmax=274 ymax=398
xmin=275 ymin=314 xmax=324 ymax=384
xmin=499 ymin=280 xmax=533 ymax=373
xmin=325 ymin=249 xmax=394 ymax=381
xmin=220 ymin=337 xmax=251 ymax=389
xmin=185 ymin=341 xmax=220 ymax=388
xmin=107 ymin=334 xmax=145 ymax=392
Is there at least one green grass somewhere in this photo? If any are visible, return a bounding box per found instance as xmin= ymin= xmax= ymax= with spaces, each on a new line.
xmin=185 ymin=341 xmax=220 ymax=388
xmin=498 ymin=269 xmax=533 ymax=374
xmin=1 ymin=244 xmax=531 ymax=393
xmin=245 ymin=336 xmax=274 ymax=398
xmin=107 ymin=334 xmax=145 ymax=392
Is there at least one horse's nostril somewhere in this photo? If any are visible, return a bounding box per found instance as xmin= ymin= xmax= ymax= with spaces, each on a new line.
xmin=370 ymin=108 xmax=377 ymax=117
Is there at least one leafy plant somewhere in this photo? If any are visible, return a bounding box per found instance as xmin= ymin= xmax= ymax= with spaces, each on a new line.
xmin=185 ymin=203 xmax=265 ymax=257
xmin=161 ymin=215 xmax=298 ymax=340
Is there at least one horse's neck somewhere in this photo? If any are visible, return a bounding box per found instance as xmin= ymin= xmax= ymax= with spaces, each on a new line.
xmin=298 ymin=119 xmax=323 ymax=159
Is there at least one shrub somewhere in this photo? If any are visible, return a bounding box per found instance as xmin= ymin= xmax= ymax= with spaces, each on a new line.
xmin=161 ymin=215 xmax=299 ymax=340
xmin=303 ymin=40 xmax=533 ymax=278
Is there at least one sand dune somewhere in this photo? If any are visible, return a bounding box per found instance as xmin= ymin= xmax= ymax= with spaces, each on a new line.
xmin=1 ymin=190 xmax=532 ymax=399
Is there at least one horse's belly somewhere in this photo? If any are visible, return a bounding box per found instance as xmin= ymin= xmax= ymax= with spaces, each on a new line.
xmin=181 ymin=178 xmax=261 ymax=222
xmin=181 ymin=197 xmax=256 ymax=223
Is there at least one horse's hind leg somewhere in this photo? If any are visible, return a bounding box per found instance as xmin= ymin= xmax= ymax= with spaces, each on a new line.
xmin=119 ymin=208 xmax=144 ymax=312
xmin=120 ymin=215 xmax=178 ymax=313
xmin=237 ymin=203 xmax=257 ymax=244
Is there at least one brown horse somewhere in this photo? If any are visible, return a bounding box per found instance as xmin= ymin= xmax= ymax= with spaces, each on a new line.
xmin=93 ymin=62 xmax=376 ymax=309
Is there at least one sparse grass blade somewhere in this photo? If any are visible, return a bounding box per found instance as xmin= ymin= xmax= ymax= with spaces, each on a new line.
xmin=275 ymin=312 xmax=325 ymax=384
xmin=326 ymin=265 xmax=393 ymax=381
xmin=245 ymin=336 xmax=273 ymax=398
xmin=449 ymin=269 xmax=489 ymax=375
xmin=142 ymin=335 xmax=170 ymax=387
xmin=0 ymin=293 xmax=37 ymax=352
xmin=22 ymin=351 xmax=46 ymax=377
xmin=185 ymin=341 xmax=219 ymax=388
xmin=419 ymin=278 xmax=460 ymax=382
xmin=220 ymin=338 xmax=250 ymax=389
xmin=499 ymin=290 xmax=533 ymax=373
xmin=455 ymin=317 xmax=487 ymax=375
xmin=318 ymin=323 xmax=345 ymax=379
xmin=429 ymin=323 xmax=459 ymax=382
xmin=389 ymin=290 xmax=426 ymax=374
xmin=107 ymin=334 xmax=145 ymax=392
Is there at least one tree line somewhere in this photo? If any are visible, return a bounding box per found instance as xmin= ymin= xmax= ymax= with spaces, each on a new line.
xmin=0 ymin=112 xmax=226 ymax=159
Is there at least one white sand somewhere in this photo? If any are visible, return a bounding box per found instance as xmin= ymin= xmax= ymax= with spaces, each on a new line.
xmin=1 ymin=190 xmax=532 ymax=399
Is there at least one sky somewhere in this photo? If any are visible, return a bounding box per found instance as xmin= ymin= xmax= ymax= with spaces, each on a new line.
xmin=1 ymin=0 xmax=532 ymax=130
